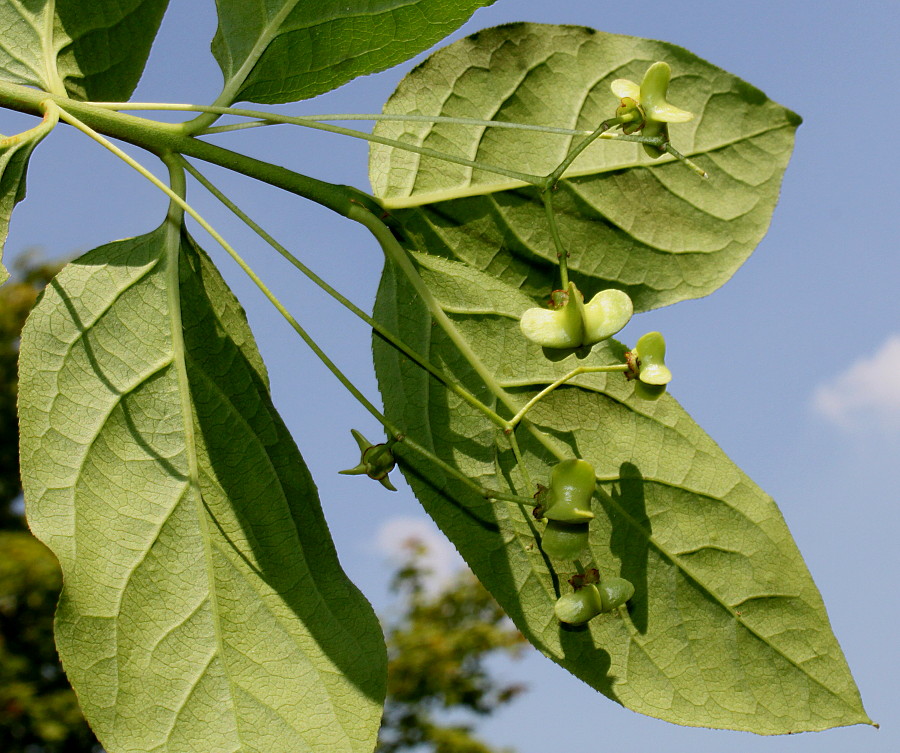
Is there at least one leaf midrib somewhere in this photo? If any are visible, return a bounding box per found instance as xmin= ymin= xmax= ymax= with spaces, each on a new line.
xmin=162 ymin=222 xmax=243 ymax=750
xmin=378 ymin=121 xmax=793 ymax=208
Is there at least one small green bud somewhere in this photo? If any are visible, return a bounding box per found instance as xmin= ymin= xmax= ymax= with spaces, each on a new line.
xmin=339 ymin=429 xmax=398 ymax=491
xmin=615 ymin=96 xmax=645 ymax=135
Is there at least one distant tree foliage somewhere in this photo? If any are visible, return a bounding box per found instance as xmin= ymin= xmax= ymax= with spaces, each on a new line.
xmin=378 ymin=539 xmax=526 ymax=753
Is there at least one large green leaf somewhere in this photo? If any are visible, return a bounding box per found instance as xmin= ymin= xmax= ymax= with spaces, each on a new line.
xmin=372 ymin=252 xmax=871 ymax=734
xmin=370 ymin=23 xmax=801 ymax=311
xmin=211 ymin=0 xmax=496 ymax=105
xmin=19 ymin=223 xmax=386 ymax=752
xmin=0 ymin=0 xmax=168 ymax=100
xmin=0 ymin=109 xmax=57 ymax=285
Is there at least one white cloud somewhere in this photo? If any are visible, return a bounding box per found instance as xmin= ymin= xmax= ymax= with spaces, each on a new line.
xmin=375 ymin=516 xmax=466 ymax=591
xmin=812 ymin=335 xmax=900 ymax=430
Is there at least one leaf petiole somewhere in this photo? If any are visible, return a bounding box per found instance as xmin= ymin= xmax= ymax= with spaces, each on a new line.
xmin=89 ymin=102 xmax=545 ymax=186
xmin=92 ymin=101 xmax=594 ymax=138
xmin=506 ymin=364 xmax=630 ymax=430
xmin=2 ymin=98 xmax=59 ymax=147
xmin=541 ymin=190 xmax=569 ymax=287
xmin=543 ymin=117 xmax=627 ymax=190
xmin=179 ymin=158 xmax=506 ymax=429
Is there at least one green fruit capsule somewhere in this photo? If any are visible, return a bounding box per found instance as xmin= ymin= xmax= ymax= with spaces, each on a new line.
xmin=519 ymin=282 xmax=583 ymax=349
xmin=339 ymin=429 xmax=398 ymax=491
xmin=597 ymin=577 xmax=635 ymax=611
xmin=611 ymin=62 xmax=694 ymax=158
xmin=580 ymin=288 xmax=634 ymax=345
xmin=520 ymin=282 xmax=633 ymax=350
xmin=633 ymin=332 xmax=671 ymax=385
xmin=537 ymin=459 xmax=596 ymax=559
xmin=626 ymin=332 xmax=672 ymax=401
xmin=554 ymin=577 xmax=635 ymax=625
xmin=543 ymin=459 xmax=596 ymax=523
xmin=554 ymin=584 xmax=604 ymax=625
xmin=541 ymin=520 xmax=590 ymax=560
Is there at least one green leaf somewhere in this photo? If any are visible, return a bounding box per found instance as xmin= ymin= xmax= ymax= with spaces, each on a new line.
xmin=211 ymin=0 xmax=496 ymax=105
xmin=0 ymin=0 xmax=168 ymax=100
xmin=370 ymin=23 xmax=802 ymax=311
xmin=19 ymin=223 xmax=386 ymax=752
xmin=372 ymin=252 xmax=872 ymax=734
xmin=0 ymin=112 xmax=56 ymax=285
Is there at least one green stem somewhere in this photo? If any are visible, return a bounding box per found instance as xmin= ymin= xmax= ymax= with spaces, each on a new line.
xmin=1 ymin=98 xmax=59 ymax=147
xmin=662 ymin=142 xmax=709 ymax=179
xmin=0 ymin=81 xmax=377 ymax=220
xmin=542 ymin=190 xmax=569 ymax=288
xmin=392 ymin=436 xmax=534 ymax=508
xmin=179 ymin=157 xmax=505 ymax=428
xmin=349 ymin=205 xmax=511 ymax=408
xmin=51 ymin=103 xmax=530 ymax=511
xmin=345 ymin=200 xmax=594 ymax=476
xmin=92 ymin=102 xmax=593 ymax=138
xmin=505 ymin=430 xmax=534 ymax=493
xmin=93 ymin=101 xmax=544 ymax=186
xmin=507 ymin=364 xmax=629 ymax=429
xmin=543 ymin=117 xmax=625 ymax=189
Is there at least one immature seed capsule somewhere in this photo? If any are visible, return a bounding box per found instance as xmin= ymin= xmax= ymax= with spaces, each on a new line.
xmin=537 ymin=459 xmax=596 ymax=559
xmin=554 ymin=577 xmax=635 ymax=625
xmin=582 ymin=288 xmax=634 ymax=345
xmin=541 ymin=520 xmax=590 ymax=560
xmin=611 ymin=61 xmax=694 ymax=158
xmin=542 ymin=459 xmax=596 ymax=523
xmin=520 ymin=282 xmax=632 ymax=350
xmin=625 ymin=332 xmax=672 ymax=401
xmin=519 ymin=282 xmax=583 ymax=349
xmin=554 ymin=584 xmax=603 ymax=625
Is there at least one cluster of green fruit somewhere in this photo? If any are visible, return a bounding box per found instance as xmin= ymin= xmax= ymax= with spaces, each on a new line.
xmin=532 ymin=458 xmax=634 ymax=625
xmin=344 ymin=60 xmax=687 ymax=626
xmin=523 ymin=320 xmax=670 ymax=624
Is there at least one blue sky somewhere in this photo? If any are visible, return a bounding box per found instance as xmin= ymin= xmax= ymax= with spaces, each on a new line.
xmin=3 ymin=1 xmax=898 ymax=751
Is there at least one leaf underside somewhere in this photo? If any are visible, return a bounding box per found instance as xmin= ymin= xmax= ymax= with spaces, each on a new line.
xmin=369 ymin=23 xmax=802 ymax=312
xmin=211 ymin=0 xmax=497 ymax=105
xmin=0 ymin=129 xmax=46 ymax=285
xmin=0 ymin=0 xmax=169 ymax=101
xmin=19 ymin=224 xmax=386 ymax=753
xmin=372 ymin=253 xmax=871 ymax=734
